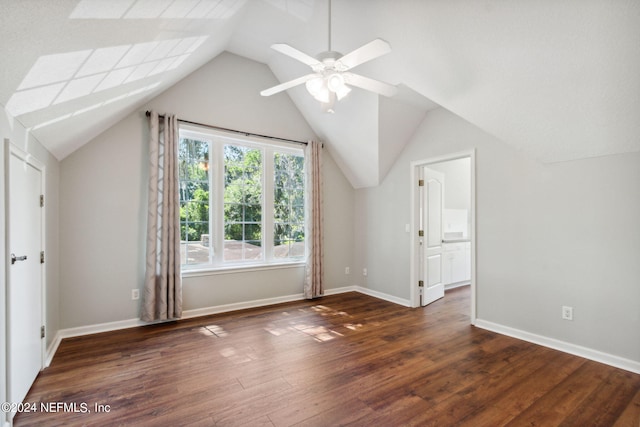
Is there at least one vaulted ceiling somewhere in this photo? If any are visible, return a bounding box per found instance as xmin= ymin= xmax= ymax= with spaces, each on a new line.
xmin=2 ymin=0 xmax=639 ymax=188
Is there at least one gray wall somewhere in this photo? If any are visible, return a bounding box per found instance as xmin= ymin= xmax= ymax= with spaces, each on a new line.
xmin=59 ymin=52 xmax=355 ymax=328
xmin=355 ymin=106 xmax=640 ymax=363
xmin=429 ymin=157 xmax=471 ymax=212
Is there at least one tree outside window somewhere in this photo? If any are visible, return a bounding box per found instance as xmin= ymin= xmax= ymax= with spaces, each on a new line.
xmin=178 ymin=128 xmax=305 ymax=269
xmin=223 ymin=145 xmax=263 ymax=261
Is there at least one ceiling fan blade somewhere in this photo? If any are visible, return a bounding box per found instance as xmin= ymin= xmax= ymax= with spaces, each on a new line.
xmin=343 ymin=72 xmax=397 ymax=97
xmin=260 ymin=73 xmax=318 ymax=96
xmin=336 ymin=39 xmax=392 ymax=71
xmin=271 ymin=44 xmax=322 ymax=69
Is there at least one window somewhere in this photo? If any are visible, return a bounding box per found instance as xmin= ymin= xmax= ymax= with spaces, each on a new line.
xmin=273 ymin=152 xmax=305 ymax=259
xmin=179 ymin=125 xmax=305 ymax=270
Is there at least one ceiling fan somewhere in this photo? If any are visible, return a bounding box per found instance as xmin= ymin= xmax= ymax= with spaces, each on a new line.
xmin=260 ymin=0 xmax=397 ymax=113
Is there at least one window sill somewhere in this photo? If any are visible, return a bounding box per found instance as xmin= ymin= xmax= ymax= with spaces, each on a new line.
xmin=182 ymin=261 xmax=306 ymax=278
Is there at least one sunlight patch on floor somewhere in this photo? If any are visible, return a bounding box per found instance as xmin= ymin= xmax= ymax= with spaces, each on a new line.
xmin=219 ymin=346 xmax=259 ymax=364
xmin=197 ymin=324 xmax=229 ymax=338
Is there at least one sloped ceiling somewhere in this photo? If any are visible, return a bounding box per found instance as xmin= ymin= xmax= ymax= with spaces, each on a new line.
xmin=1 ymin=0 xmax=639 ymax=188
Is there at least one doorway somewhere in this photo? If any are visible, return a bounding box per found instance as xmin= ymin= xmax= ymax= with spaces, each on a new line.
xmin=410 ymin=150 xmax=476 ymax=323
xmin=6 ymin=142 xmax=45 ymax=421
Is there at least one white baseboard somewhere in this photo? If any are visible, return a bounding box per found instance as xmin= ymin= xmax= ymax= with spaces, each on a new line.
xmin=182 ymin=293 xmax=305 ymax=319
xmin=325 ymin=285 xmax=412 ymax=307
xmin=182 ymin=285 xmax=399 ymax=318
xmin=475 ymin=319 xmax=640 ymax=375
xmin=57 ymin=318 xmax=148 ymax=340
xmin=45 ymin=334 xmax=63 ymax=367
xmin=183 ymin=285 xmax=410 ymax=321
xmin=324 ymin=285 xmax=358 ymax=295
xmin=445 ymin=281 xmax=470 ymax=291
xmin=353 ymin=286 xmax=412 ymax=307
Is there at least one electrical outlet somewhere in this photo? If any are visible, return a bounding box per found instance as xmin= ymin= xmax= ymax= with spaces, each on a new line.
xmin=562 ymin=305 xmax=573 ymax=320
xmin=132 ymin=289 xmax=140 ymax=301
xmin=345 ymin=267 xmax=350 ymax=275
xmin=363 ymin=268 xmax=368 ymax=276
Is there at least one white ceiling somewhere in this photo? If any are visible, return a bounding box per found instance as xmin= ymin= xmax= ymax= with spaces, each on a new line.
xmin=2 ymin=0 xmax=639 ymax=188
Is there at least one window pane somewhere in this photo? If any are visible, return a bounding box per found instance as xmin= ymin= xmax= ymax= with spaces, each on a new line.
xmin=244 ymin=204 xmax=261 ymax=222
xmin=274 ymin=201 xmax=287 ymax=222
xmin=273 ymin=151 xmax=305 ymax=259
xmin=223 ymin=240 xmax=242 ymax=261
xmin=179 ymin=137 xmax=210 ymax=265
xmin=181 ymin=242 xmax=209 ymax=265
xmin=225 ymin=203 xmax=242 ymax=222
xmin=291 ymin=224 xmax=304 ymax=241
xmin=224 ymin=144 xmax=263 ymax=262
xmin=244 ymin=223 xmax=262 ymax=241
xmin=225 ymin=223 xmax=243 ymax=241
xmin=244 ymin=241 xmax=263 ymax=260
xmin=183 ymin=200 xmax=208 ymax=222
xmin=292 ymin=203 xmax=304 ymax=223
xmin=223 ymin=182 xmax=242 ymax=203
xmin=223 ymin=240 xmax=264 ymax=261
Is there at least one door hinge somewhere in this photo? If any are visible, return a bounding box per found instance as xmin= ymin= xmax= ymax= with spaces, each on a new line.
xmin=41 ymin=325 xmax=45 ymax=339
xmin=40 ymin=251 xmax=45 ymax=264
xmin=418 ymin=230 xmax=424 ymax=237
xmin=418 ymin=280 xmax=424 ymax=287
xmin=418 ymin=179 xmax=424 ymax=187
xmin=40 ymin=194 xmax=44 ymax=207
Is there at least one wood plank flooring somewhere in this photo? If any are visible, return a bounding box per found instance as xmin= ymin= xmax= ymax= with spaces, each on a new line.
xmin=13 ymin=287 xmax=640 ymax=426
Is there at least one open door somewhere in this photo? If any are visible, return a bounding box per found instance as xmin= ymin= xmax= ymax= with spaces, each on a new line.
xmin=420 ymin=166 xmax=444 ymax=306
xmin=410 ymin=151 xmax=475 ymax=321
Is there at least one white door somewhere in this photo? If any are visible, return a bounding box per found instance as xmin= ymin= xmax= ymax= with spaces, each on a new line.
xmin=8 ymin=147 xmax=44 ymax=417
xmin=420 ymin=167 xmax=444 ymax=306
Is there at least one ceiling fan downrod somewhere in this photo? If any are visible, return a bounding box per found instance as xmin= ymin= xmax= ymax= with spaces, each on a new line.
xmin=328 ymin=0 xmax=332 ymax=52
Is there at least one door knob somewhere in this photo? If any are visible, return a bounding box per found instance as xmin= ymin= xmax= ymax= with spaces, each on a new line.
xmin=10 ymin=253 xmax=27 ymax=265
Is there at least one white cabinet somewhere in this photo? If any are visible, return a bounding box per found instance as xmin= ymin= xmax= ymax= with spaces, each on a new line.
xmin=442 ymin=242 xmax=470 ymax=286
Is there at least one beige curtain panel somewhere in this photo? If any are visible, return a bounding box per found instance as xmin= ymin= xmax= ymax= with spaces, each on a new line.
xmin=142 ymin=111 xmax=183 ymax=322
xmin=304 ymin=140 xmax=324 ymax=299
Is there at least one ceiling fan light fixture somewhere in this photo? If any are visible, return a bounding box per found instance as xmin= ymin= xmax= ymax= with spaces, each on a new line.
xmin=260 ymin=0 xmax=395 ymax=112
xmin=305 ymin=77 xmax=331 ymax=103
xmin=326 ymin=73 xmax=344 ymax=92
xmin=326 ymin=72 xmax=351 ymax=100
xmin=335 ymin=82 xmax=351 ymax=100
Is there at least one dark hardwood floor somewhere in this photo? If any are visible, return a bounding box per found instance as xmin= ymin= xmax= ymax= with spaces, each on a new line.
xmin=14 ymin=286 xmax=640 ymax=426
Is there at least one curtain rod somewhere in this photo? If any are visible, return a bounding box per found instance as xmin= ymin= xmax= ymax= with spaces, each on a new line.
xmin=145 ymin=111 xmax=308 ymax=146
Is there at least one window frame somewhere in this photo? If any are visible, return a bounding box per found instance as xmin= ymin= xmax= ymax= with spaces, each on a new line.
xmin=179 ymin=124 xmax=306 ymax=273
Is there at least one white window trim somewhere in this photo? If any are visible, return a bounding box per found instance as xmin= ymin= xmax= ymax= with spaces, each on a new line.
xmin=179 ymin=124 xmax=306 ymax=272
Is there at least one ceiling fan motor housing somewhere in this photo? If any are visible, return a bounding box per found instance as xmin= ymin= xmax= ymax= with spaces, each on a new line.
xmin=313 ymin=51 xmax=346 ymax=72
